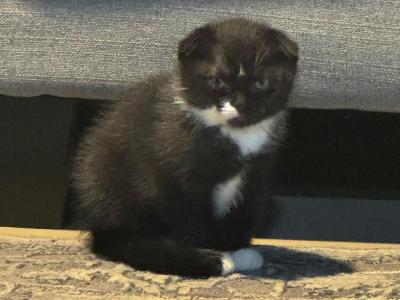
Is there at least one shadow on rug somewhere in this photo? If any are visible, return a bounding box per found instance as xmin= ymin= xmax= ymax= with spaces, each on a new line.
xmin=245 ymin=245 xmax=353 ymax=280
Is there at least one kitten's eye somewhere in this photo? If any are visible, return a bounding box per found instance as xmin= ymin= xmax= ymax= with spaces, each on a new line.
xmin=207 ymin=77 xmax=227 ymax=90
xmin=254 ymin=78 xmax=270 ymax=91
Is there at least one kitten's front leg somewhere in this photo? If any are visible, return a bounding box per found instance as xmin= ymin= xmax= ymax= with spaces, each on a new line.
xmin=91 ymin=230 xmax=263 ymax=278
xmin=91 ymin=230 xmax=222 ymax=277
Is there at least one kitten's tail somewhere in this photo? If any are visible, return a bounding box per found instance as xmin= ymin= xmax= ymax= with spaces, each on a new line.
xmin=91 ymin=230 xmax=263 ymax=278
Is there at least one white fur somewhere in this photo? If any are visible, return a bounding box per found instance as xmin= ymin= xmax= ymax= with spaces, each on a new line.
xmin=219 ymin=101 xmax=239 ymax=119
xmin=188 ymin=106 xmax=278 ymax=156
xmin=221 ymin=117 xmax=277 ymax=156
xmin=213 ymin=173 xmax=243 ymax=218
xmin=221 ymin=248 xmax=264 ymax=275
xmin=221 ymin=253 xmax=235 ymax=275
xmin=189 ymin=106 xmax=229 ymax=126
xmin=174 ymin=90 xmax=281 ymax=156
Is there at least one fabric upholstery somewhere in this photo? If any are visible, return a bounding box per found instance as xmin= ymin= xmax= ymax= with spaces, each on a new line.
xmin=0 ymin=0 xmax=399 ymax=112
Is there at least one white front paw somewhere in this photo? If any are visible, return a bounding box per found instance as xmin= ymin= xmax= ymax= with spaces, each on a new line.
xmin=221 ymin=248 xmax=264 ymax=275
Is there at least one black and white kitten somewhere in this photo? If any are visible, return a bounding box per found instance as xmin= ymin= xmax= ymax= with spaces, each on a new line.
xmin=69 ymin=18 xmax=298 ymax=278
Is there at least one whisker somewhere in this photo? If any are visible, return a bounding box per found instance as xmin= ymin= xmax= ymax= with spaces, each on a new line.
xmin=258 ymin=50 xmax=268 ymax=66
xmin=174 ymin=87 xmax=189 ymax=91
xmin=255 ymin=44 xmax=266 ymax=67
xmin=254 ymin=46 xmax=262 ymax=67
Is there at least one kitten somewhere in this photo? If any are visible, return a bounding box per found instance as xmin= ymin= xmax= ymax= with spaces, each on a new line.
xmin=69 ymin=18 xmax=298 ymax=278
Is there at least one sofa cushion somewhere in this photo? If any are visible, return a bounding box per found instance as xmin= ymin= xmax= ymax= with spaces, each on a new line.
xmin=0 ymin=0 xmax=399 ymax=112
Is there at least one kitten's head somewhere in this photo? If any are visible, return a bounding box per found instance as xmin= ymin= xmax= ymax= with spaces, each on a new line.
xmin=177 ymin=18 xmax=298 ymax=128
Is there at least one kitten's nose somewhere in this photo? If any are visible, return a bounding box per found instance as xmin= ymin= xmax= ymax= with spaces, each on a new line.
xmin=231 ymin=93 xmax=246 ymax=111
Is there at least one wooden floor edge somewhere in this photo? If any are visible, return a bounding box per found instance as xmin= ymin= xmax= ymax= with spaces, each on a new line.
xmin=251 ymin=238 xmax=400 ymax=250
xmin=1 ymin=227 xmax=400 ymax=250
xmin=0 ymin=227 xmax=88 ymax=240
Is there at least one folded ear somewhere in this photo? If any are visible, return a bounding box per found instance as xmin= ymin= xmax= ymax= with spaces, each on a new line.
xmin=178 ymin=25 xmax=216 ymax=59
xmin=273 ymin=30 xmax=299 ymax=60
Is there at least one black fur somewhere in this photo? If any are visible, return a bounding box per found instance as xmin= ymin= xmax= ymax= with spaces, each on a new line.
xmin=68 ymin=18 xmax=298 ymax=278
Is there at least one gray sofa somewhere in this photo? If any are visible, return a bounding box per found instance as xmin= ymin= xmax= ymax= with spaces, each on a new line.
xmin=1 ymin=0 xmax=399 ymax=112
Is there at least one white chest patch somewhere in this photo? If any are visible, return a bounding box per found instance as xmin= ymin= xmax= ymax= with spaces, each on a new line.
xmin=213 ymin=173 xmax=243 ymax=218
xmin=221 ymin=117 xmax=277 ymax=156
xmin=180 ymin=98 xmax=281 ymax=157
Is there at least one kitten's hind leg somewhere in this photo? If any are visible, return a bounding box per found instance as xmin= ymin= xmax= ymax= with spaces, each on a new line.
xmin=91 ymin=230 xmax=229 ymax=278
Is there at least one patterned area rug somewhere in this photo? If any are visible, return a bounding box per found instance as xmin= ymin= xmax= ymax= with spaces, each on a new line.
xmin=1 ymin=234 xmax=400 ymax=299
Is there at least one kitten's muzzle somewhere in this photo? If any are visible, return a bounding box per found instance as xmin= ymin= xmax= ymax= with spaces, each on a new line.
xmin=217 ymin=100 xmax=239 ymax=120
xmin=230 ymin=93 xmax=246 ymax=111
